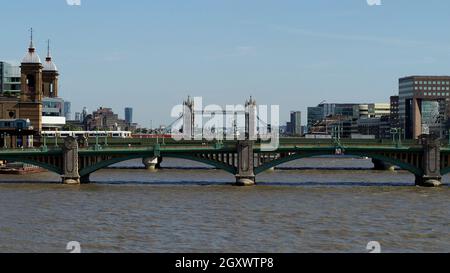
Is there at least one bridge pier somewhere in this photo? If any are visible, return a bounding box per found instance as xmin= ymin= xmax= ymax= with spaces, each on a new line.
xmin=235 ymin=140 xmax=255 ymax=186
xmin=143 ymin=156 xmax=162 ymax=171
xmin=416 ymin=134 xmax=442 ymax=187
xmin=372 ymin=159 xmax=395 ymax=171
xmin=62 ymin=137 xmax=81 ymax=185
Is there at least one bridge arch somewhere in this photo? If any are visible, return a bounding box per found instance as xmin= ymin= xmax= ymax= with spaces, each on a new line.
xmin=254 ymin=150 xmax=423 ymax=176
xmin=0 ymin=157 xmax=63 ymax=175
xmin=78 ymin=153 xmax=237 ymax=177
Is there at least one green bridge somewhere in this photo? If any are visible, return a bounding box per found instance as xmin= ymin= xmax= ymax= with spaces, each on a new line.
xmin=0 ymin=135 xmax=447 ymax=187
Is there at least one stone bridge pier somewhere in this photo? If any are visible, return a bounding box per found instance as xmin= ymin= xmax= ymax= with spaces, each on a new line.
xmin=62 ymin=137 xmax=81 ymax=185
xmin=416 ymin=134 xmax=442 ymax=187
xmin=235 ymin=140 xmax=255 ymax=186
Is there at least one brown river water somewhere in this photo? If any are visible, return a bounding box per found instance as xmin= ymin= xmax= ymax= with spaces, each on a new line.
xmin=0 ymin=157 xmax=448 ymax=253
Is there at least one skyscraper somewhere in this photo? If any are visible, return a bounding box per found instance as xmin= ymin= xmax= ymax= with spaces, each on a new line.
xmin=125 ymin=107 xmax=133 ymax=124
xmin=287 ymin=111 xmax=302 ymax=136
xmin=64 ymin=101 xmax=71 ymax=120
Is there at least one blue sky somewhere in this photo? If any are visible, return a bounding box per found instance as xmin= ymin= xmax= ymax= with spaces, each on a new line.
xmin=2 ymin=0 xmax=450 ymax=126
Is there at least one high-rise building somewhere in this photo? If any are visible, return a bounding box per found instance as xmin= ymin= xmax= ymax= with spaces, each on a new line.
xmin=399 ymin=76 xmax=450 ymax=139
xmin=287 ymin=111 xmax=302 ymax=136
xmin=64 ymin=101 xmax=71 ymax=120
xmin=125 ymin=107 xmax=133 ymax=124
xmin=0 ymin=61 xmax=21 ymax=96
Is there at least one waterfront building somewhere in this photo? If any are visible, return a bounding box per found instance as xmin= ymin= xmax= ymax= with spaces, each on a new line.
xmin=0 ymin=31 xmax=68 ymax=146
xmin=399 ymin=76 xmax=450 ymax=139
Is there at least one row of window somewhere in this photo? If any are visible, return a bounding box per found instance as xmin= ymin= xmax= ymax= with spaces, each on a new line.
xmin=422 ymin=92 xmax=450 ymax=97
xmin=415 ymin=86 xmax=450 ymax=91
xmin=415 ymin=80 xmax=450 ymax=85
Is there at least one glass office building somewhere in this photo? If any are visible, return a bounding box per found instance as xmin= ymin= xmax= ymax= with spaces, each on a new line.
xmin=0 ymin=61 xmax=21 ymax=96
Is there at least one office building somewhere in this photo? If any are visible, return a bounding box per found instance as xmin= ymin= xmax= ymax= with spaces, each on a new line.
xmin=286 ymin=111 xmax=302 ymax=136
xmin=353 ymin=103 xmax=390 ymax=119
xmin=125 ymin=107 xmax=133 ymax=124
xmin=307 ymin=106 xmax=324 ymax=131
xmin=307 ymin=103 xmax=360 ymax=134
xmin=0 ymin=62 xmax=21 ymax=96
xmin=399 ymin=76 xmax=450 ymax=139
xmin=64 ymin=101 xmax=71 ymax=120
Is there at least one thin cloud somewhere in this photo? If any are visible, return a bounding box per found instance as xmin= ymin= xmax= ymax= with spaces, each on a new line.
xmin=269 ymin=24 xmax=447 ymax=49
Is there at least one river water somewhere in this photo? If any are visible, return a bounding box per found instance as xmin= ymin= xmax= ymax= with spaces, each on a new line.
xmin=0 ymin=157 xmax=448 ymax=253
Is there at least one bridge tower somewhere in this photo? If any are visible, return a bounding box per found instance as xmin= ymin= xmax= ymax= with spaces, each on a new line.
xmin=235 ymin=97 xmax=257 ymax=186
xmin=182 ymin=96 xmax=195 ymax=140
xmin=416 ymin=134 xmax=442 ymax=187
xmin=19 ymin=28 xmax=43 ymax=133
xmin=245 ymin=96 xmax=257 ymax=140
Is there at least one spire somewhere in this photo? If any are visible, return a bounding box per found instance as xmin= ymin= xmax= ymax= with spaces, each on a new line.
xmin=46 ymin=39 xmax=52 ymax=61
xmin=29 ymin=27 xmax=34 ymax=50
xmin=43 ymin=39 xmax=58 ymax=71
xmin=22 ymin=28 xmax=41 ymax=64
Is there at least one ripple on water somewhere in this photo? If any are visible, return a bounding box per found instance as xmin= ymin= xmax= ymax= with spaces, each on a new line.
xmin=0 ymin=158 xmax=449 ymax=253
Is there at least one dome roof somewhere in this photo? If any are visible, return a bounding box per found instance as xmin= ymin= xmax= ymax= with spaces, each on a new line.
xmin=22 ymin=47 xmax=41 ymax=64
xmin=43 ymin=57 xmax=58 ymax=71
